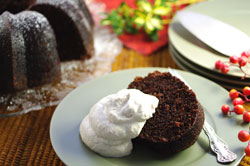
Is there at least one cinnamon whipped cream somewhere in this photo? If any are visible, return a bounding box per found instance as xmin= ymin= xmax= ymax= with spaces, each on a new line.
xmin=80 ymin=89 xmax=159 ymax=157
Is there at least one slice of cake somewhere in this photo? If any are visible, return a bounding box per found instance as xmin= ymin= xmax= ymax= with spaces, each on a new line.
xmin=128 ymin=71 xmax=205 ymax=154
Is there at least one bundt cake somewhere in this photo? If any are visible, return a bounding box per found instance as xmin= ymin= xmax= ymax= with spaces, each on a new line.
xmin=0 ymin=11 xmax=61 ymax=93
xmin=30 ymin=0 xmax=94 ymax=60
xmin=128 ymin=71 xmax=205 ymax=154
xmin=0 ymin=0 xmax=94 ymax=93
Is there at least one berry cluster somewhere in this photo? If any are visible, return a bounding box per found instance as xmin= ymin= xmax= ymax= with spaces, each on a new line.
xmin=221 ymin=86 xmax=250 ymax=156
xmin=238 ymin=129 xmax=250 ymax=156
xmin=215 ymin=51 xmax=250 ymax=79
xmin=221 ymin=87 xmax=250 ymax=122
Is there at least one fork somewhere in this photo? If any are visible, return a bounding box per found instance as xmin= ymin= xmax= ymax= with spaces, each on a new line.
xmin=168 ymin=68 xmax=237 ymax=163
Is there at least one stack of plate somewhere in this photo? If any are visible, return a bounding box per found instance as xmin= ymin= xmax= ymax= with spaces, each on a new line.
xmin=168 ymin=0 xmax=250 ymax=90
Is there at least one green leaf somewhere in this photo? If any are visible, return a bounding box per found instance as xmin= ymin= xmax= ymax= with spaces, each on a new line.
xmin=145 ymin=21 xmax=154 ymax=34
xmin=127 ymin=21 xmax=134 ymax=31
xmin=165 ymin=0 xmax=178 ymax=2
xmin=119 ymin=2 xmax=133 ymax=17
xmin=113 ymin=27 xmax=124 ymax=35
xmin=137 ymin=0 xmax=152 ymax=13
xmin=149 ymin=30 xmax=158 ymax=41
xmin=134 ymin=17 xmax=145 ymax=26
xmin=101 ymin=19 xmax=111 ymax=25
xmin=153 ymin=6 xmax=171 ymax=15
xmin=154 ymin=0 xmax=162 ymax=6
xmin=150 ymin=17 xmax=163 ymax=29
xmin=164 ymin=0 xmax=178 ymax=7
xmin=125 ymin=26 xmax=138 ymax=34
xmin=134 ymin=9 xmax=147 ymax=18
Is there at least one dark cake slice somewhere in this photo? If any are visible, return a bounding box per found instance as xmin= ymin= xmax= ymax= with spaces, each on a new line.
xmin=128 ymin=71 xmax=205 ymax=154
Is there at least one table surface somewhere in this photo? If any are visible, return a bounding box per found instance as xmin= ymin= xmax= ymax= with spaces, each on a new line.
xmin=0 ymin=47 xmax=248 ymax=166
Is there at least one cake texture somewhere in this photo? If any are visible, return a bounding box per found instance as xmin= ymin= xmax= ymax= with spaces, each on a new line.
xmin=0 ymin=0 xmax=94 ymax=93
xmin=128 ymin=71 xmax=205 ymax=154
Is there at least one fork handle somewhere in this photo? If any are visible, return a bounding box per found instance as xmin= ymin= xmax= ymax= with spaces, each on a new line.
xmin=203 ymin=120 xmax=237 ymax=163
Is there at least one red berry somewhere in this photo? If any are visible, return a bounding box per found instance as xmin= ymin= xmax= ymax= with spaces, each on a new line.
xmin=238 ymin=56 xmax=248 ymax=67
xmin=215 ymin=60 xmax=223 ymax=69
xmin=220 ymin=64 xmax=229 ymax=74
xmin=245 ymin=146 xmax=250 ymax=156
xmin=221 ymin=104 xmax=230 ymax=114
xmin=241 ymin=51 xmax=250 ymax=58
xmin=238 ymin=130 xmax=250 ymax=142
xmin=243 ymin=86 xmax=250 ymax=96
xmin=243 ymin=112 xmax=250 ymax=122
xmin=229 ymin=89 xmax=239 ymax=99
xmin=234 ymin=104 xmax=245 ymax=114
xmin=230 ymin=55 xmax=239 ymax=64
xmin=232 ymin=97 xmax=244 ymax=106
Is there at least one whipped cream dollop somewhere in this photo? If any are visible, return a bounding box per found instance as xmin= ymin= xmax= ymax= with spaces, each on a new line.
xmin=80 ymin=89 xmax=159 ymax=157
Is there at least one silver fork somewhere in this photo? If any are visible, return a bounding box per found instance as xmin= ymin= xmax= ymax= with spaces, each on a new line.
xmin=168 ymin=68 xmax=237 ymax=163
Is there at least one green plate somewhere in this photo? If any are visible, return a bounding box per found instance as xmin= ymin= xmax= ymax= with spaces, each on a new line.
xmin=169 ymin=41 xmax=250 ymax=87
xmin=168 ymin=0 xmax=250 ymax=78
xmin=50 ymin=68 xmax=246 ymax=166
xmin=169 ymin=47 xmax=238 ymax=90
xmin=169 ymin=42 xmax=246 ymax=90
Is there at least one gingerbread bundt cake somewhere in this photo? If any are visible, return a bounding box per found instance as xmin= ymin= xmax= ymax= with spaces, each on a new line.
xmin=0 ymin=0 xmax=94 ymax=93
xmin=30 ymin=0 xmax=94 ymax=60
xmin=0 ymin=11 xmax=61 ymax=92
xmin=128 ymin=71 xmax=205 ymax=154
